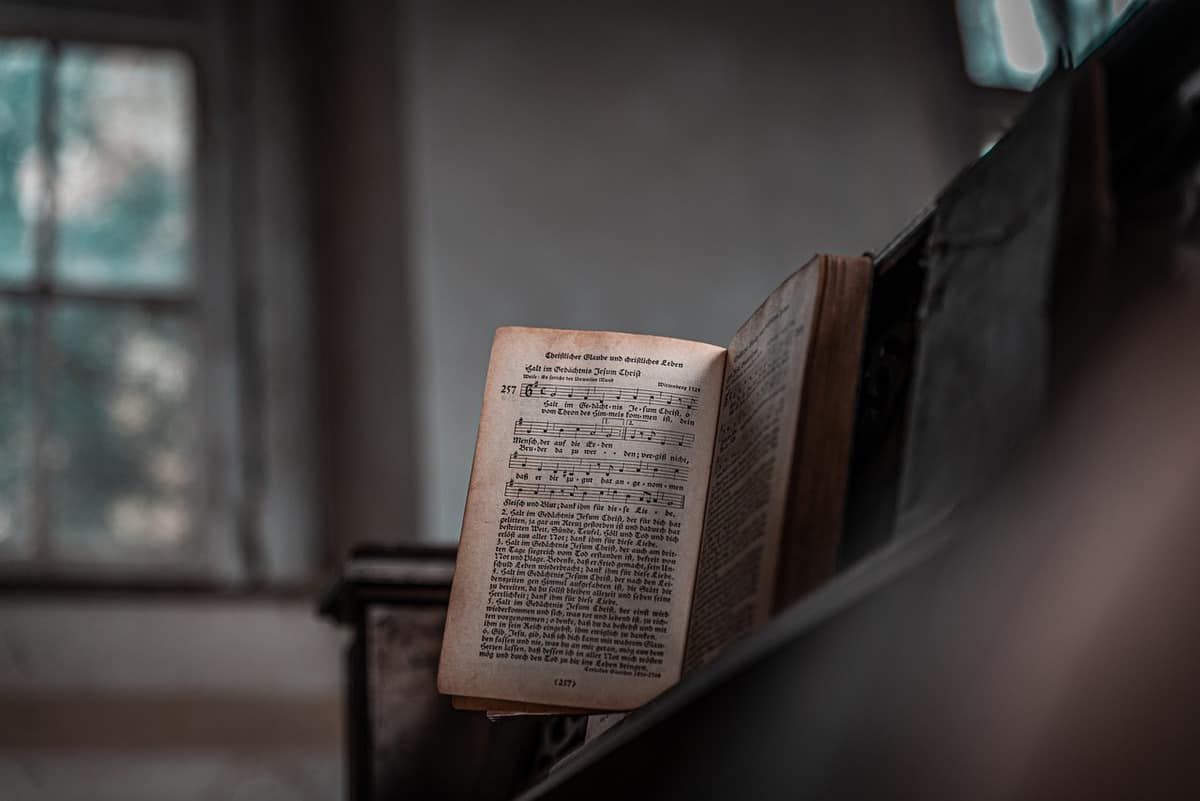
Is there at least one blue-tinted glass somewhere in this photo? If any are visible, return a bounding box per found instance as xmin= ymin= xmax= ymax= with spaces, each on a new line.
xmin=1068 ymin=0 xmax=1110 ymax=55
xmin=1066 ymin=0 xmax=1140 ymax=59
xmin=957 ymin=0 xmax=1053 ymax=91
xmin=49 ymin=304 xmax=197 ymax=558
xmin=958 ymin=0 xmax=1141 ymax=91
xmin=0 ymin=40 xmax=46 ymax=282
xmin=53 ymin=46 xmax=194 ymax=290
xmin=0 ymin=300 xmax=34 ymax=556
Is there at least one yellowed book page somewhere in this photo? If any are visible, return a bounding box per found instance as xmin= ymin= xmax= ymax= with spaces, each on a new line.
xmin=682 ymin=262 xmax=822 ymax=672
xmin=438 ymin=327 xmax=726 ymax=711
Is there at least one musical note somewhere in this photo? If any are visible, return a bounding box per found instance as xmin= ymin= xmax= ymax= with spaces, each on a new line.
xmin=507 ymin=452 xmax=689 ymax=481
xmin=519 ymin=382 xmax=699 ymax=410
xmin=512 ymin=419 xmax=694 ymax=447
xmin=624 ymin=426 xmax=695 ymax=447
xmin=503 ymin=481 xmax=684 ymax=510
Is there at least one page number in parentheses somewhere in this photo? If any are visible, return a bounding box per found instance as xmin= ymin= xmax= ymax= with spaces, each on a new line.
xmin=500 ymin=384 xmax=517 ymax=395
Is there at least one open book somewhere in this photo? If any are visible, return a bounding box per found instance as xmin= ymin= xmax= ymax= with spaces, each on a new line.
xmin=438 ymin=255 xmax=872 ymax=713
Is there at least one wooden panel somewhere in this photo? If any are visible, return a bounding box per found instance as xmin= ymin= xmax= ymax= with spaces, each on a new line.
xmin=895 ymin=76 xmax=1071 ymax=540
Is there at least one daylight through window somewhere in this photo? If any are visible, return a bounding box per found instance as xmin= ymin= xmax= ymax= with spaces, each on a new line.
xmin=0 ymin=38 xmax=199 ymax=570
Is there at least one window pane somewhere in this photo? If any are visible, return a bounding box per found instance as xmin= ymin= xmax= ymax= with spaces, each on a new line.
xmin=53 ymin=46 xmax=194 ymax=290
xmin=49 ymin=304 xmax=198 ymax=559
xmin=0 ymin=300 xmax=34 ymax=556
xmin=0 ymin=40 xmax=46 ymax=282
xmin=956 ymin=0 xmax=1052 ymax=91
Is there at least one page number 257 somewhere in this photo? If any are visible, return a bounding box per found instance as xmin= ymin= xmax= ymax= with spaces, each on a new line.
xmin=500 ymin=385 xmax=517 ymax=394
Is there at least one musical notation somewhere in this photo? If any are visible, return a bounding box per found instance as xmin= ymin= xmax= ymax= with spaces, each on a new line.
xmin=508 ymin=451 xmax=690 ymax=481
xmin=513 ymin=418 xmax=695 ymax=448
xmin=504 ymin=479 xmax=684 ymax=510
xmin=520 ymin=381 xmax=699 ymax=410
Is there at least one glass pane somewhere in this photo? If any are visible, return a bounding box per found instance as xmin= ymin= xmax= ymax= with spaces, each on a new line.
xmin=957 ymin=0 xmax=1053 ymax=91
xmin=53 ymin=46 xmax=194 ymax=290
xmin=0 ymin=300 xmax=34 ymax=556
xmin=49 ymin=304 xmax=198 ymax=559
xmin=0 ymin=39 xmax=46 ymax=282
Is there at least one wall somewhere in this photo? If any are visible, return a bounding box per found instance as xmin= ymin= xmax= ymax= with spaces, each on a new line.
xmin=406 ymin=0 xmax=979 ymax=543
xmin=0 ymin=599 xmax=344 ymax=801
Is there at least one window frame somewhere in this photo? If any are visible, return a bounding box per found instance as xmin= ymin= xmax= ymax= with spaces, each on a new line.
xmin=0 ymin=2 xmax=252 ymax=589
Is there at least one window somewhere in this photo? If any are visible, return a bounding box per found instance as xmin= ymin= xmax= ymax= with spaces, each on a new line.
xmin=0 ymin=4 xmax=322 ymax=589
xmin=956 ymin=0 xmax=1141 ymax=91
xmin=0 ymin=35 xmax=229 ymax=582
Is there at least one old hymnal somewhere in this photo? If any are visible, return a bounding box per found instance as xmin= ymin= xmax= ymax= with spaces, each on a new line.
xmin=438 ymin=255 xmax=872 ymax=713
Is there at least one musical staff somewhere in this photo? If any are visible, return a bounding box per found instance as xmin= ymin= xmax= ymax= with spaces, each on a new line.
xmin=513 ymin=417 xmax=695 ymax=448
xmin=508 ymin=451 xmax=690 ymax=481
xmin=504 ymin=479 xmax=684 ymax=510
xmin=520 ymin=381 xmax=699 ymax=410
xmin=623 ymin=426 xmax=694 ymax=447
